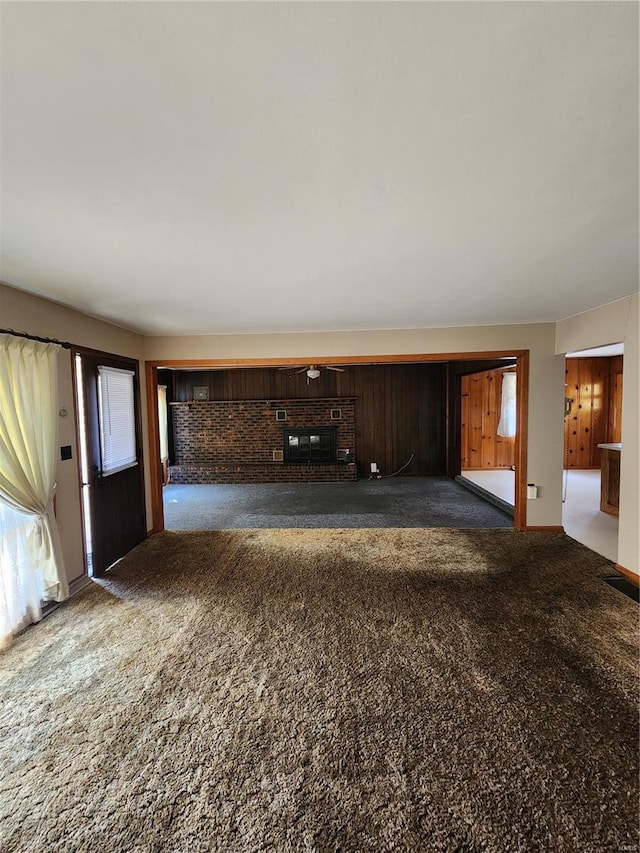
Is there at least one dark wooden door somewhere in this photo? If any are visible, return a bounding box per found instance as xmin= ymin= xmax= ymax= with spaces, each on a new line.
xmin=78 ymin=352 xmax=146 ymax=576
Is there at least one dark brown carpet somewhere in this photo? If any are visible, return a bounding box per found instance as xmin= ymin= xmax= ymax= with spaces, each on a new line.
xmin=1 ymin=529 xmax=638 ymax=852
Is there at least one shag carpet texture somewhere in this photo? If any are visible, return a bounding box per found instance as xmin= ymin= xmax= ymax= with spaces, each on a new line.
xmin=1 ymin=529 xmax=638 ymax=852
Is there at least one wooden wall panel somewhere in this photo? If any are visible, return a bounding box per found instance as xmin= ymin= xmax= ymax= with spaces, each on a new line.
xmin=563 ymin=357 xmax=613 ymax=469
xmin=607 ymin=355 xmax=624 ymax=444
xmin=460 ymin=367 xmax=516 ymax=470
xmin=172 ymin=363 xmax=448 ymax=476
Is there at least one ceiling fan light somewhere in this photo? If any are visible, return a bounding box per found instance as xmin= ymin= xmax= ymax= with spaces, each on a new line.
xmin=306 ymin=368 xmax=321 ymax=380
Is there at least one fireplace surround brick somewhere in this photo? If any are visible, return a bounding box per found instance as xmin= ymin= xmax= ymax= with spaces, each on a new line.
xmin=169 ymin=398 xmax=356 ymax=484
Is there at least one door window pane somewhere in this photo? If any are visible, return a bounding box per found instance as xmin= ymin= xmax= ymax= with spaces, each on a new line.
xmin=97 ymin=366 xmax=137 ymax=475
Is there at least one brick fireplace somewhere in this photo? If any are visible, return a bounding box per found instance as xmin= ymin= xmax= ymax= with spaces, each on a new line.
xmin=169 ymin=398 xmax=357 ymax=484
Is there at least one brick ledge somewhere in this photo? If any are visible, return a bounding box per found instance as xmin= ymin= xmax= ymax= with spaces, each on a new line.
xmin=169 ymin=463 xmax=357 ymax=485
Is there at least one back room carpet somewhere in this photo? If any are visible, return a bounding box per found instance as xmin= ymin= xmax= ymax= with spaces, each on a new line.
xmin=1 ymin=529 xmax=638 ymax=852
xmin=163 ymin=478 xmax=513 ymax=529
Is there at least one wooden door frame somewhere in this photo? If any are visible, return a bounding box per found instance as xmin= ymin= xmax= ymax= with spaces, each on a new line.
xmin=145 ymin=350 xmax=530 ymax=534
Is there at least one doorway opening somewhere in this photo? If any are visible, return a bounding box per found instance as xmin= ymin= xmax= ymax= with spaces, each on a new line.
xmin=145 ymin=351 xmax=528 ymax=533
xmin=561 ymin=344 xmax=623 ymax=562
xmin=455 ymin=360 xmax=518 ymax=515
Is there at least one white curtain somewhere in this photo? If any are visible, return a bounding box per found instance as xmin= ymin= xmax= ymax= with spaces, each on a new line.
xmin=0 ymin=335 xmax=68 ymax=647
xmin=0 ymin=502 xmax=43 ymax=649
xmin=158 ymin=385 xmax=169 ymax=462
xmin=497 ymin=371 xmax=517 ymax=438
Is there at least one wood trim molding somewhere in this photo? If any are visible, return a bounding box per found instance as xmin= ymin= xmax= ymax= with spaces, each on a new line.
xmin=513 ymin=351 xmax=529 ymax=531
xmin=146 ymin=349 xmax=530 ymax=534
xmin=145 ymin=362 xmax=164 ymax=534
xmin=615 ymin=564 xmax=639 ymax=586
xmin=523 ymin=526 xmax=565 ymax=532
xmin=146 ymin=351 xmax=529 ymax=370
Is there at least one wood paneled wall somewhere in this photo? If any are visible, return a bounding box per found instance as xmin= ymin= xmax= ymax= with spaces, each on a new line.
xmin=607 ymin=355 xmax=624 ymax=444
xmin=168 ymin=363 xmax=447 ymax=477
xmin=564 ymin=356 xmax=623 ymax=468
xmin=461 ymin=367 xmax=516 ymax=470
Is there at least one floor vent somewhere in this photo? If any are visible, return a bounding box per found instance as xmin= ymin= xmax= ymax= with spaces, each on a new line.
xmin=603 ymin=576 xmax=639 ymax=603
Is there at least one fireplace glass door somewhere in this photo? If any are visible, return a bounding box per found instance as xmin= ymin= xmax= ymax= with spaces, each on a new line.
xmin=284 ymin=427 xmax=336 ymax=463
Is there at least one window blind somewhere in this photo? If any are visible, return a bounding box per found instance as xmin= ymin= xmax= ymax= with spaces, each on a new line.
xmin=97 ymin=366 xmax=137 ymax=475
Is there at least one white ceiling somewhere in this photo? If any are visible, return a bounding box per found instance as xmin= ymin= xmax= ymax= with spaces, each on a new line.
xmin=1 ymin=2 xmax=638 ymax=336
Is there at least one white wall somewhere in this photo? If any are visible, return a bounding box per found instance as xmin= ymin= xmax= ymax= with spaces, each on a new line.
xmin=2 ymin=276 xmax=590 ymax=587
xmin=556 ymin=294 xmax=639 ymax=576
xmin=146 ymin=321 xmax=565 ymax=527
xmin=0 ymin=282 xmax=149 ymax=585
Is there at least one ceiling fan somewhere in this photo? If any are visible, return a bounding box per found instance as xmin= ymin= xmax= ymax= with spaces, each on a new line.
xmin=279 ymin=364 xmax=346 ymax=381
